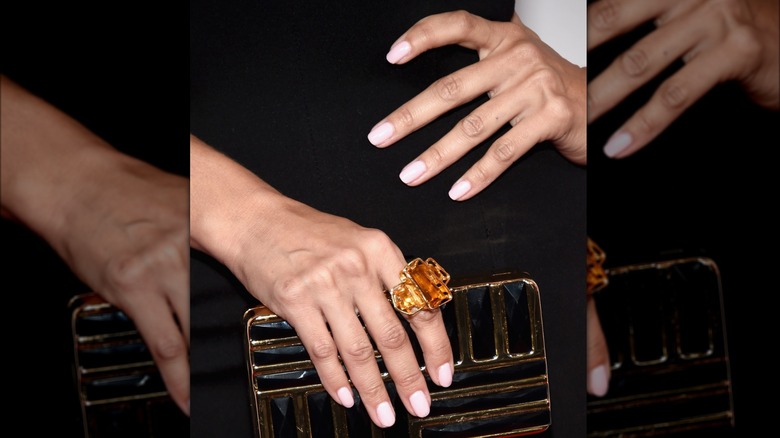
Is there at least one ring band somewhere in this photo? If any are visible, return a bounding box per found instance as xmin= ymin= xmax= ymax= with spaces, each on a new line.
xmin=386 ymin=258 xmax=452 ymax=315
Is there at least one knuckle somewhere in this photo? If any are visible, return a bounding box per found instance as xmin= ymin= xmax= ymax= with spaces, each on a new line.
xmin=275 ymin=276 xmax=307 ymax=306
xmin=393 ymin=369 xmax=422 ymax=391
xmin=359 ymin=380 xmax=387 ymax=403
xmin=397 ymin=106 xmax=415 ymax=129
xmin=344 ymin=338 xmax=376 ymax=363
xmin=409 ymin=307 xmax=440 ymax=324
xmin=491 ymin=140 xmax=516 ymax=163
xmin=104 ymin=252 xmax=148 ymax=291
xmin=633 ymin=110 xmax=657 ymax=136
xmin=151 ymin=335 xmax=186 ymax=362
xmin=451 ymin=10 xmax=475 ymax=32
xmin=620 ymin=49 xmax=649 ymax=77
xmin=309 ymin=338 xmax=337 ymax=361
xmin=726 ymin=26 xmax=762 ymax=62
xmin=591 ymin=0 xmax=620 ymax=30
xmin=435 ymin=75 xmax=463 ymax=101
xmin=470 ymin=162 xmax=491 ymax=184
xmin=659 ymin=81 xmax=688 ymax=109
xmin=460 ymin=114 xmax=485 ymax=138
xmin=377 ymin=321 xmax=408 ymax=351
xmin=336 ymin=247 xmax=369 ymax=277
xmin=546 ymin=95 xmax=574 ymax=124
xmin=427 ymin=144 xmax=447 ymax=166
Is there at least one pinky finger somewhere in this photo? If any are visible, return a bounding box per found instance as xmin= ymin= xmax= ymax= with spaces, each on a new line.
xmin=601 ymin=50 xmax=727 ymax=159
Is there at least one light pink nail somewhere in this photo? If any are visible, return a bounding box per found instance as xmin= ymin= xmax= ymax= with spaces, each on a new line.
xmin=437 ymin=363 xmax=453 ymax=388
xmin=448 ymin=180 xmax=471 ymax=201
xmin=386 ymin=41 xmax=411 ymax=64
xmin=337 ymin=387 xmax=354 ymax=408
xmin=603 ymin=132 xmax=632 ymax=158
xmin=376 ymin=401 xmax=396 ymax=427
xmin=368 ymin=122 xmax=394 ymax=146
xmin=409 ymin=390 xmax=430 ymax=417
xmin=399 ymin=160 xmax=427 ymax=184
xmin=588 ymin=364 xmax=609 ymax=397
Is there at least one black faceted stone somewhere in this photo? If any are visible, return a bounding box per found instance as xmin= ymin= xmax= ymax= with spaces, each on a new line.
xmin=253 ymin=344 xmax=309 ymax=365
xmin=307 ymin=392 xmax=334 ymax=438
xmin=252 ymin=320 xmax=295 ymax=341
xmin=271 ymin=397 xmax=295 ymax=438
xmin=503 ymin=282 xmax=532 ymax=354
xmin=467 ymin=287 xmax=495 ymax=359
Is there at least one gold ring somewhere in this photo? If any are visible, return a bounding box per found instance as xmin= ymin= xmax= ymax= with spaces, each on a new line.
xmin=386 ymin=258 xmax=452 ymax=315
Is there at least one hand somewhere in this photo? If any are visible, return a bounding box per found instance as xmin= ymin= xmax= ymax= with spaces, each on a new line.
xmin=190 ymin=138 xmax=454 ymax=428
xmin=367 ymin=10 xmax=587 ymax=201
xmin=1 ymin=76 xmax=190 ymax=415
xmin=588 ymin=0 xmax=780 ymax=158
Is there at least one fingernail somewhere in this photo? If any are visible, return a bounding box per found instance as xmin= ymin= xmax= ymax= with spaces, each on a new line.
xmin=588 ymin=364 xmax=610 ymax=397
xmin=437 ymin=363 xmax=453 ymax=387
xmin=386 ymin=41 xmax=411 ymax=64
xmin=376 ymin=401 xmax=396 ymax=427
xmin=409 ymin=390 xmax=430 ymax=417
xmin=368 ymin=122 xmax=394 ymax=146
xmin=337 ymin=387 xmax=354 ymax=408
xmin=399 ymin=160 xmax=426 ymax=184
xmin=603 ymin=132 xmax=632 ymax=158
xmin=448 ymin=180 xmax=471 ymax=201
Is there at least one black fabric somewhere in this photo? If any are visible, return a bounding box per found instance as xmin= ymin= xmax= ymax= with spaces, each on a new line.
xmin=190 ymin=1 xmax=585 ymax=437
xmin=1 ymin=2 xmax=188 ymax=436
xmin=587 ymin=15 xmax=779 ymax=434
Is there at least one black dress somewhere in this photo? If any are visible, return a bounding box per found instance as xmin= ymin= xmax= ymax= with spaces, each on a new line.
xmin=190 ymin=1 xmax=586 ymax=436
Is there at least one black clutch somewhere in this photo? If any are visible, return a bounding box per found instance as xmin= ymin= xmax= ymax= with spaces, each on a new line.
xmin=68 ymin=293 xmax=189 ymax=437
xmin=243 ymin=271 xmax=550 ymax=437
xmin=587 ymin=257 xmax=735 ymax=436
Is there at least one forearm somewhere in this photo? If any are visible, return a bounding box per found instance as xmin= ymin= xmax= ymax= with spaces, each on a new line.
xmin=1 ymin=75 xmax=130 ymax=246
xmin=189 ymin=135 xmax=296 ymax=270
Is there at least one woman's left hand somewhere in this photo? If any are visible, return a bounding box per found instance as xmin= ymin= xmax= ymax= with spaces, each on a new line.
xmin=368 ymin=10 xmax=586 ymax=201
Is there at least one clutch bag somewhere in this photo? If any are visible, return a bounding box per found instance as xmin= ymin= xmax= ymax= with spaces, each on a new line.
xmin=587 ymin=257 xmax=734 ymax=436
xmin=243 ymin=271 xmax=550 ymax=437
xmin=68 ymin=293 xmax=189 ymax=437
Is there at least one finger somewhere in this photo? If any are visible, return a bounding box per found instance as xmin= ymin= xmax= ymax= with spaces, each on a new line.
xmin=588 ymin=15 xmax=700 ymax=123
xmin=587 ymin=297 xmax=611 ymax=397
xmin=397 ymin=90 xmax=520 ymax=186
xmin=588 ymin=0 xmax=670 ymax=50
xmin=323 ymin=301 xmax=397 ymax=427
xmin=289 ymin=310 xmax=357 ymax=409
xmin=160 ymin=253 xmax=189 ymax=344
xmin=128 ymin=292 xmax=190 ymax=415
xmin=405 ymin=308 xmax=453 ymax=388
xmin=356 ymin=290 xmax=432 ymax=421
xmin=447 ymin=112 xmax=548 ymax=201
xmin=385 ymin=10 xmax=498 ymax=65
xmin=368 ymin=58 xmax=502 ymax=148
xmin=602 ymin=45 xmax=731 ymax=159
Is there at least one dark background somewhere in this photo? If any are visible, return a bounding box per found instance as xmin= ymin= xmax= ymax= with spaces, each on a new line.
xmin=1 ymin=2 xmax=188 ymax=436
xmin=587 ymin=19 xmax=779 ymax=433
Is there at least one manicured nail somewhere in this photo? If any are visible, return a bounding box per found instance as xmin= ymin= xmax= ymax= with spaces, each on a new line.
xmin=409 ymin=390 xmax=430 ymax=417
xmin=603 ymin=132 xmax=632 ymax=158
xmin=386 ymin=41 xmax=411 ymax=64
xmin=437 ymin=363 xmax=453 ymax=387
xmin=399 ymin=160 xmax=426 ymax=184
xmin=588 ymin=364 xmax=609 ymax=397
xmin=368 ymin=122 xmax=394 ymax=146
xmin=376 ymin=401 xmax=396 ymax=427
xmin=337 ymin=387 xmax=354 ymax=408
xmin=448 ymin=180 xmax=471 ymax=201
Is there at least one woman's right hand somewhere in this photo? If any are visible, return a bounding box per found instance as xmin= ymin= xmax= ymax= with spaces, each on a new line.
xmin=190 ymin=137 xmax=454 ymax=428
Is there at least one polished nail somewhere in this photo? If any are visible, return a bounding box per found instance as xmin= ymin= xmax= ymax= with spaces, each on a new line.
xmin=603 ymin=132 xmax=632 ymax=158
xmin=386 ymin=41 xmax=411 ymax=64
xmin=376 ymin=401 xmax=396 ymax=427
xmin=588 ymin=364 xmax=609 ymax=397
xmin=409 ymin=390 xmax=430 ymax=417
xmin=368 ymin=122 xmax=394 ymax=146
xmin=399 ymin=160 xmax=426 ymax=184
xmin=448 ymin=180 xmax=471 ymax=201
xmin=437 ymin=363 xmax=453 ymax=387
xmin=337 ymin=387 xmax=354 ymax=408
